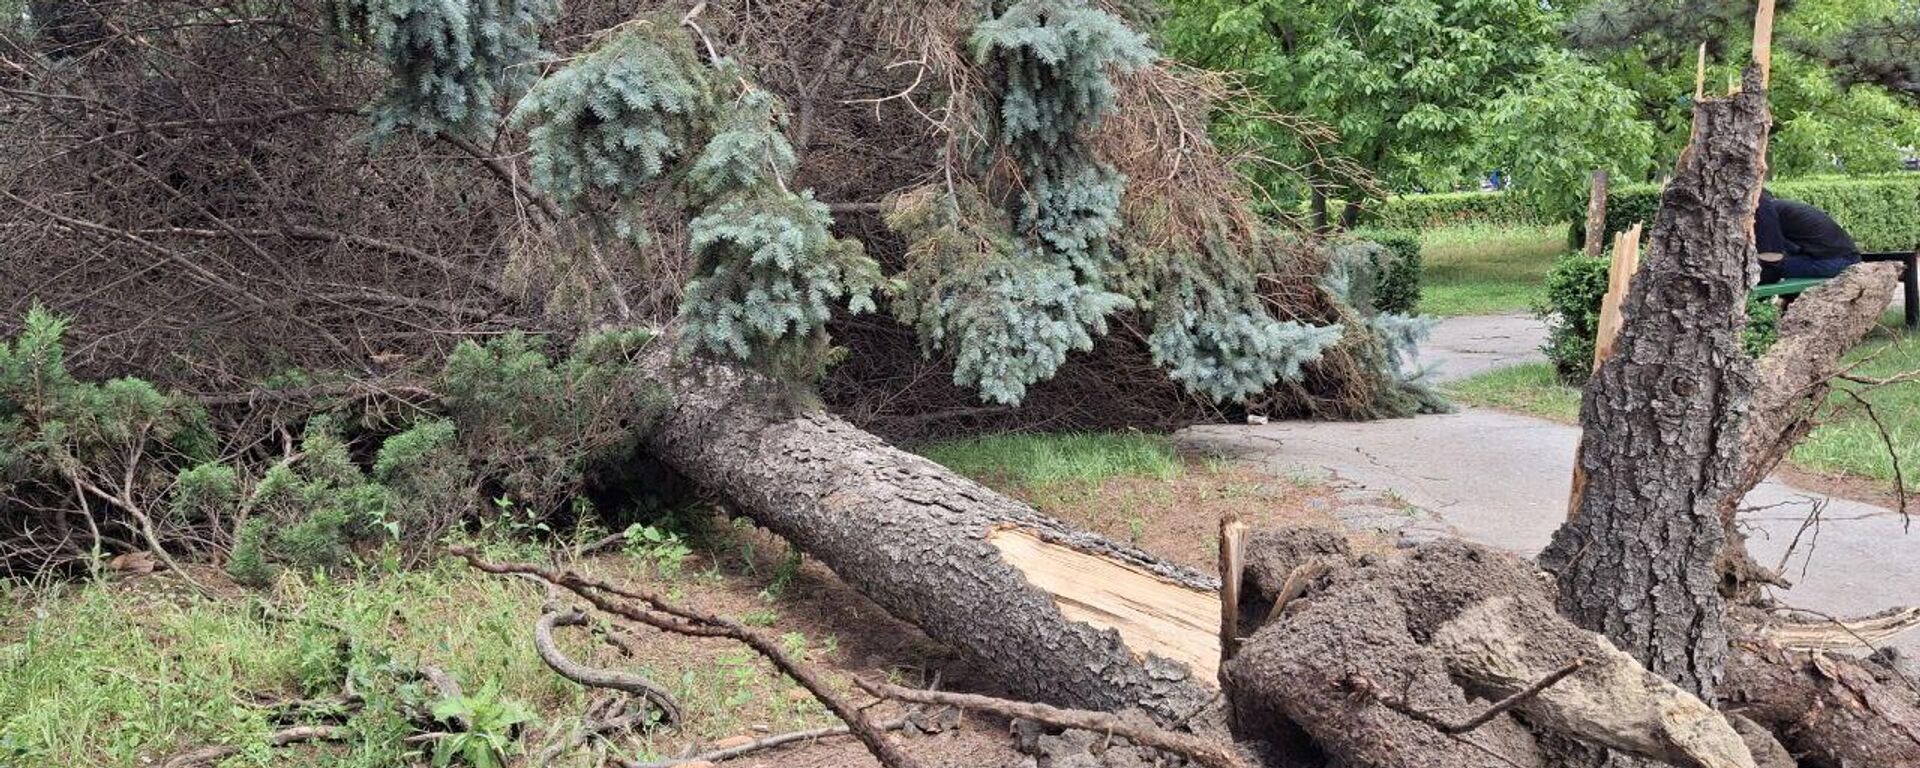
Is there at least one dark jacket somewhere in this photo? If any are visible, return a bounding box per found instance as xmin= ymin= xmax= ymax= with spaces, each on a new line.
xmin=1756 ymin=192 xmax=1859 ymax=261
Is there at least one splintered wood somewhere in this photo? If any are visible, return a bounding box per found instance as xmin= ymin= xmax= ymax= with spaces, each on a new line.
xmin=988 ymin=527 xmax=1222 ymax=683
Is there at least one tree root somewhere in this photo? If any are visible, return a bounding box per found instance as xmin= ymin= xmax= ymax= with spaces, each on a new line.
xmin=1224 ymin=531 xmax=1764 ymax=768
xmin=534 ymin=607 xmax=682 ymax=724
xmin=158 ymin=725 xmax=346 ymax=768
xmin=856 ymin=679 xmax=1256 ymax=768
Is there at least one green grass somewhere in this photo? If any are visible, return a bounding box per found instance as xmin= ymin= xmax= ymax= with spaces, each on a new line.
xmin=0 ymin=559 xmax=572 ymax=767
xmin=1448 ymin=315 xmax=1920 ymax=489
xmin=1443 ymin=363 xmax=1582 ymax=423
xmin=916 ymin=431 xmax=1183 ymax=489
xmin=1790 ymin=317 xmax=1919 ymax=483
xmin=0 ymin=537 xmax=839 ymax=767
xmin=1418 ymin=222 xmax=1568 ymax=317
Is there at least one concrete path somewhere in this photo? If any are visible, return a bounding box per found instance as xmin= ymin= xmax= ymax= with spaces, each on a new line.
xmin=1418 ymin=312 xmax=1548 ymax=384
xmin=1182 ymin=312 xmax=1920 ymax=651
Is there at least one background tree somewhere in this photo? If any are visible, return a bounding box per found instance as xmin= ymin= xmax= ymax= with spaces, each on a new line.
xmin=1164 ymin=0 xmax=1583 ymax=225
xmin=1566 ymin=0 xmax=1920 ymax=177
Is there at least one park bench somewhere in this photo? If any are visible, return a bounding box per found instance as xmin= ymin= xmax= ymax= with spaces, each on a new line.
xmin=1750 ymin=250 xmax=1919 ymax=332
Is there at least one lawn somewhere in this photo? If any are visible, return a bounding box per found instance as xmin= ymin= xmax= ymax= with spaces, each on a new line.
xmin=1417 ymin=222 xmax=1568 ymax=317
xmin=1447 ymin=312 xmax=1919 ymax=490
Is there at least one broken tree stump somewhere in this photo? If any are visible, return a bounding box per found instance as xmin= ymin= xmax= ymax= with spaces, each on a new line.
xmin=1540 ymin=66 xmax=1774 ymax=700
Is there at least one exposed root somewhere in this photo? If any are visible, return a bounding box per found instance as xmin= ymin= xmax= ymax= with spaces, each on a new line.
xmin=535 ymin=608 xmax=683 ymax=724
xmin=158 ymin=725 xmax=347 ymax=768
xmin=855 ymin=679 xmax=1255 ymax=768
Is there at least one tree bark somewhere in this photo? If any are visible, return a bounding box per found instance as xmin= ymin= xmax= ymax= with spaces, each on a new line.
xmin=1539 ymin=67 xmax=1771 ymax=701
xmin=636 ymin=347 xmax=1220 ymax=726
xmin=1583 ymin=170 xmax=1609 ymax=258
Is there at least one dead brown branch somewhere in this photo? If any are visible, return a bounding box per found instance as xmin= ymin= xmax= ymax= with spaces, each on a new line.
xmin=1350 ymin=658 xmax=1589 ymax=735
xmin=158 ymin=725 xmax=347 ymax=768
xmin=621 ymin=717 xmax=915 ymax=768
xmin=534 ymin=608 xmax=683 ymax=724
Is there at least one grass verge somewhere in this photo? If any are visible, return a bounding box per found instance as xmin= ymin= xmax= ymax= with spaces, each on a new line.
xmin=1418 ymin=222 xmax=1567 ymax=317
xmin=1447 ymin=313 xmax=1918 ymax=490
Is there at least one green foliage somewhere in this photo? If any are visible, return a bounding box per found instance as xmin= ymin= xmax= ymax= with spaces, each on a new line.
xmin=431 ymin=682 xmax=535 ymax=768
xmin=1321 ymin=243 xmax=1448 ymax=414
xmin=886 ymin=188 xmax=1133 ymax=405
xmin=334 ymin=0 xmax=559 ymax=139
xmin=510 ymin=25 xmax=713 ymax=217
xmin=1145 ymin=271 xmax=1342 ymax=403
xmin=225 ymin=518 xmax=278 ymax=588
xmin=880 ymin=0 xmax=1153 ymax=404
xmin=436 ymin=330 xmax=660 ymax=515
xmin=1366 ymin=192 xmax=1546 ymax=231
xmin=514 ymin=29 xmax=877 ymax=379
xmin=1346 ymin=230 xmax=1423 ymax=315
xmin=1 ymin=307 xmax=219 ymax=557
xmin=1566 ymin=0 xmax=1920 ymax=179
xmin=1536 ymin=253 xmax=1610 ymax=384
xmin=1475 ymin=49 xmax=1657 ymax=216
xmin=621 ymin=522 xmax=694 ymax=578
xmin=1579 ymin=175 xmax=1920 ymax=252
xmin=677 ymin=86 xmax=881 ymax=375
xmin=1165 ymin=0 xmax=1578 ymax=200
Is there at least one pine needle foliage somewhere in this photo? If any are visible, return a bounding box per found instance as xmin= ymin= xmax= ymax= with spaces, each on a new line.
xmin=510 ymin=24 xmax=715 ymax=218
xmin=333 ymin=0 xmax=559 ymax=139
xmin=1145 ymin=268 xmax=1342 ymax=403
xmin=675 ymin=84 xmax=881 ymax=376
xmin=514 ymin=24 xmax=879 ymax=379
xmin=883 ymin=0 xmax=1151 ymax=405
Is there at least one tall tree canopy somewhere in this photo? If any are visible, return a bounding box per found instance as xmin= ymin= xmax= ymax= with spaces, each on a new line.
xmin=1162 ymin=0 xmax=1651 ymax=220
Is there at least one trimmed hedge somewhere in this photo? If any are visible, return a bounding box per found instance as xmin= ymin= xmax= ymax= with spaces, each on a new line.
xmin=1347 ymin=229 xmax=1423 ymax=315
xmin=1573 ymin=174 xmax=1920 ymax=252
xmin=1365 ymin=191 xmax=1545 ymax=230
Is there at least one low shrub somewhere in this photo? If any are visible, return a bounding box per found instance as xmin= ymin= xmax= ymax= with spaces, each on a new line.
xmin=1573 ymin=175 xmax=1920 ymax=252
xmin=1348 ymin=229 xmax=1423 ymax=315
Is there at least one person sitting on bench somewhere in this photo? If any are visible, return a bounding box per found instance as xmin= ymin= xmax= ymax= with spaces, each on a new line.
xmin=1754 ymin=189 xmax=1860 ymax=284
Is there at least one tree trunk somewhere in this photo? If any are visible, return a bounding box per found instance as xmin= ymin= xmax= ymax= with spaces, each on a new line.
xmin=636 ymin=347 xmax=1220 ymax=725
xmin=1338 ymin=199 xmax=1363 ymax=231
xmin=1539 ymin=67 xmax=1772 ymax=700
xmin=1310 ymin=186 xmax=1330 ymax=232
xmin=1583 ymin=170 xmax=1609 ymax=258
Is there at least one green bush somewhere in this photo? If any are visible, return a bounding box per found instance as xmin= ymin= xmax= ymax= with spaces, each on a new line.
xmin=1348 ymin=229 xmax=1423 ymax=314
xmin=1536 ymin=254 xmax=1611 ymax=384
xmin=1365 ymin=191 xmax=1547 ymax=231
xmin=1537 ymin=253 xmax=1784 ymax=385
xmin=1574 ymin=175 xmax=1920 ymax=252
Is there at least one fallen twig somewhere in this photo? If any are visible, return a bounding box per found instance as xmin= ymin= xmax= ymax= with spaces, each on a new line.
xmin=158 ymin=725 xmax=347 ymax=768
xmin=1350 ymin=657 xmax=1588 ymax=734
xmin=535 ymin=608 xmax=682 ymax=724
xmin=450 ymin=546 xmax=924 ymax=768
xmin=621 ymin=717 xmax=914 ymax=768
xmin=854 ymin=678 xmax=1254 ymax=768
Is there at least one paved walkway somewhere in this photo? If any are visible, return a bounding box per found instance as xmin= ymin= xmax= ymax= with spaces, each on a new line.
xmin=1180 ymin=312 xmax=1919 ymax=651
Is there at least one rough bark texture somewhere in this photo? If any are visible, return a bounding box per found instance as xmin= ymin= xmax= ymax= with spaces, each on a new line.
xmin=1723 ymin=635 xmax=1920 ymax=767
xmin=637 ymin=347 xmax=1219 ymax=725
xmin=1540 ymin=68 xmax=1772 ymax=700
xmin=1224 ymin=532 xmax=1758 ymax=768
